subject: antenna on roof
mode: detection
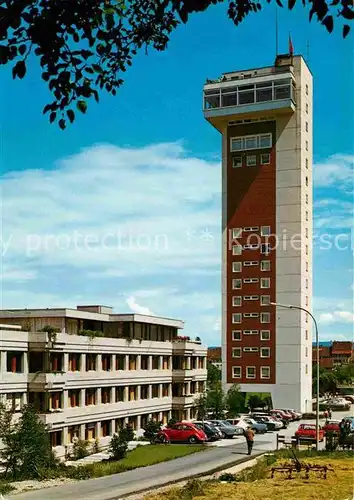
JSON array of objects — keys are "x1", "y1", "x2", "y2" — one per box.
[{"x1": 275, "y1": 6, "x2": 279, "y2": 56}]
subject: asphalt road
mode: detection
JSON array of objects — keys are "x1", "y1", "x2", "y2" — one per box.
[{"x1": 11, "y1": 440, "x2": 269, "y2": 500}]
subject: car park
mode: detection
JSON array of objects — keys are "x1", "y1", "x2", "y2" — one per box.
[
  {"x1": 295, "y1": 423, "x2": 324, "y2": 442},
  {"x1": 272, "y1": 409, "x2": 293, "y2": 421},
  {"x1": 320, "y1": 398, "x2": 351, "y2": 411},
  {"x1": 251, "y1": 415, "x2": 276, "y2": 431},
  {"x1": 323, "y1": 419, "x2": 341, "y2": 434},
  {"x1": 239, "y1": 417, "x2": 267, "y2": 434},
  {"x1": 209, "y1": 419, "x2": 244, "y2": 438},
  {"x1": 192, "y1": 421, "x2": 222, "y2": 441},
  {"x1": 253, "y1": 414, "x2": 283, "y2": 430},
  {"x1": 159, "y1": 422, "x2": 207, "y2": 444},
  {"x1": 281, "y1": 408, "x2": 302, "y2": 420}
]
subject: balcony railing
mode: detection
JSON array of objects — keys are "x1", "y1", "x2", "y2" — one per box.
[{"x1": 203, "y1": 79, "x2": 296, "y2": 111}]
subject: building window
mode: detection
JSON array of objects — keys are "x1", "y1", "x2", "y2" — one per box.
[
  {"x1": 261, "y1": 366, "x2": 270, "y2": 379},
  {"x1": 305, "y1": 347, "x2": 308, "y2": 357},
  {"x1": 261, "y1": 295, "x2": 271, "y2": 306},
  {"x1": 232, "y1": 296, "x2": 242, "y2": 307},
  {"x1": 261, "y1": 312, "x2": 271, "y2": 323},
  {"x1": 232, "y1": 313, "x2": 242, "y2": 324},
  {"x1": 232, "y1": 279, "x2": 242, "y2": 289},
  {"x1": 244, "y1": 330, "x2": 259, "y2": 335},
  {"x1": 305, "y1": 364, "x2": 308, "y2": 374},
  {"x1": 305, "y1": 121, "x2": 308, "y2": 132},
  {"x1": 261, "y1": 260, "x2": 270, "y2": 271},
  {"x1": 305, "y1": 176, "x2": 308, "y2": 186},
  {"x1": 232, "y1": 348, "x2": 242, "y2": 358},
  {"x1": 305, "y1": 330, "x2": 308, "y2": 341},
  {"x1": 261, "y1": 225, "x2": 271, "y2": 236},
  {"x1": 306, "y1": 278, "x2": 308, "y2": 289},
  {"x1": 260, "y1": 347, "x2": 270, "y2": 358},
  {"x1": 306, "y1": 103, "x2": 308, "y2": 113},
  {"x1": 306, "y1": 261, "x2": 308, "y2": 272},
  {"x1": 260, "y1": 330, "x2": 270, "y2": 340},
  {"x1": 261, "y1": 278, "x2": 270, "y2": 288},
  {"x1": 244, "y1": 347, "x2": 259, "y2": 353},
  {"x1": 306, "y1": 193, "x2": 308, "y2": 204},
  {"x1": 245, "y1": 136, "x2": 257, "y2": 149},
  {"x1": 232, "y1": 261, "x2": 242, "y2": 272},
  {"x1": 244, "y1": 243, "x2": 259, "y2": 250},
  {"x1": 233, "y1": 156, "x2": 243, "y2": 168},
  {"x1": 306, "y1": 84, "x2": 309, "y2": 95},
  {"x1": 259, "y1": 134, "x2": 272, "y2": 148},
  {"x1": 260, "y1": 153, "x2": 270, "y2": 165},
  {"x1": 306, "y1": 140, "x2": 308, "y2": 151},
  {"x1": 306, "y1": 244, "x2": 308, "y2": 255},
  {"x1": 306, "y1": 211, "x2": 309, "y2": 221},
  {"x1": 244, "y1": 295, "x2": 259, "y2": 301},
  {"x1": 246, "y1": 366, "x2": 256, "y2": 379},
  {"x1": 261, "y1": 243, "x2": 270, "y2": 255},
  {"x1": 232, "y1": 330, "x2": 242, "y2": 341},
  {"x1": 305, "y1": 158, "x2": 308, "y2": 169},
  {"x1": 244, "y1": 312, "x2": 259, "y2": 318},
  {"x1": 232, "y1": 366, "x2": 242, "y2": 378},
  {"x1": 232, "y1": 228, "x2": 242, "y2": 239},
  {"x1": 244, "y1": 261, "x2": 258, "y2": 266},
  {"x1": 244, "y1": 278, "x2": 259, "y2": 284},
  {"x1": 305, "y1": 228, "x2": 308, "y2": 238},
  {"x1": 232, "y1": 244, "x2": 242, "y2": 255},
  {"x1": 247, "y1": 155, "x2": 257, "y2": 167},
  {"x1": 244, "y1": 226, "x2": 259, "y2": 232}
]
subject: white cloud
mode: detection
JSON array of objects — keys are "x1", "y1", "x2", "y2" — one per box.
[
  {"x1": 314, "y1": 154, "x2": 353, "y2": 188},
  {"x1": 318, "y1": 310, "x2": 354, "y2": 324},
  {"x1": 126, "y1": 296, "x2": 153, "y2": 316}
]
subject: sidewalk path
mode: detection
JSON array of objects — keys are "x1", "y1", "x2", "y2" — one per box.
[{"x1": 12, "y1": 440, "x2": 270, "y2": 500}]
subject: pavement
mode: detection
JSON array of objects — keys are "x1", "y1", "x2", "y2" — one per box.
[{"x1": 10, "y1": 407, "x2": 354, "y2": 500}]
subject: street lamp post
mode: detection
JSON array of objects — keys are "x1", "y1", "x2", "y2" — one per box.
[{"x1": 271, "y1": 301, "x2": 320, "y2": 451}]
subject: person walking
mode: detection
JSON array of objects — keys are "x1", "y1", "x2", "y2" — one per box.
[{"x1": 244, "y1": 426, "x2": 255, "y2": 455}]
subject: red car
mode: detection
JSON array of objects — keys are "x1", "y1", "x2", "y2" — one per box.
[
  {"x1": 159, "y1": 422, "x2": 207, "y2": 444},
  {"x1": 295, "y1": 424, "x2": 325, "y2": 442},
  {"x1": 323, "y1": 420, "x2": 341, "y2": 434},
  {"x1": 271, "y1": 410, "x2": 292, "y2": 421}
]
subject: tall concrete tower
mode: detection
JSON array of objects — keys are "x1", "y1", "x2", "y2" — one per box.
[{"x1": 203, "y1": 54, "x2": 313, "y2": 413}]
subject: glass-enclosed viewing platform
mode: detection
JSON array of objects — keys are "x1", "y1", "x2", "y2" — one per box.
[{"x1": 203, "y1": 56, "x2": 297, "y2": 130}]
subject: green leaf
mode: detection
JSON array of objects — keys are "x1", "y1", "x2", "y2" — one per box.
[
  {"x1": 77, "y1": 100, "x2": 87, "y2": 114},
  {"x1": 49, "y1": 111, "x2": 56, "y2": 123},
  {"x1": 59, "y1": 118, "x2": 66, "y2": 130},
  {"x1": 67, "y1": 109, "x2": 75, "y2": 123}
]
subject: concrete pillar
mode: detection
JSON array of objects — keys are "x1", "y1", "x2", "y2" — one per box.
[
  {"x1": 111, "y1": 387, "x2": 115, "y2": 403},
  {"x1": 125, "y1": 355, "x2": 129, "y2": 371},
  {"x1": 123, "y1": 386, "x2": 129, "y2": 402},
  {"x1": 147, "y1": 355, "x2": 152, "y2": 371},
  {"x1": 111, "y1": 419, "x2": 116, "y2": 435},
  {"x1": 148, "y1": 384, "x2": 152, "y2": 400},
  {"x1": 136, "y1": 415, "x2": 141, "y2": 431},
  {"x1": 136, "y1": 355, "x2": 141, "y2": 371},
  {"x1": 97, "y1": 388, "x2": 101, "y2": 404},
  {"x1": 186, "y1": 357, "x2": 191, "y2": 370},
  {"x1": 0, "y1": 351, "x2": 6, "y2": 372},
  {"x1": 63, "y1": 426, "x2": 68, "y2": 445},
  {"x1": 158, "y1": 384, "x2": 163, "y2": 399},
  {"x1": 159, "y1": 356, "x2": 163, "y2": 370},
  {"x1": 80, "y1": 424, "x2": 85, "y2": 440},
  {"x1": 22, "y1": 392, "x2": 28, "y2": 405},
  {"x1": 186, "y1": 408, "x2": 191, "y2": 420},
  {"x1": 22, "y1": 352, "x2": 28, "y2": 374},
  {"x1": 96, "y1": 422, "x2": 101, "y2": 439},
  {"x1": 136, "y1": 385, "x2": 141, "y2": 401},
  {"x1": 80, "y1": 389, "x2": 85, "y2": 407},
  {"x1": 112, "y1": 354, "x2": 116, "y2": 371},
  {"x1": 81, "y1": 354, "x2": 86, "y2": 372},
  {"x1": 63, "y1": 353, "x2": 69, "y2": 373},
  {"x1": 63, "y1": 390, "x2": 68, "y2": 410},
  {"x1": 97, "y1": 354, "x2": 102, "y2": 372}
]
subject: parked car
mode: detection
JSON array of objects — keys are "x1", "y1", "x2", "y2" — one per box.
[
  {"x1": 272, "y1": 409, "x2": 293, "y2": 421},
  {"x1": 228, "y1": 417, "x2": 267, "y2": 434},
  {"x1": 343, "y1": 395, "x2": 354, "y2": 404},
  {"x1": 280, "y1": 408, "x2": 302, "y2": 420},
  {"x1": 209, "y1": 420, "x2": 243, "y2": 438},
  {"x1": 253, "y1": 414, "x2": 283, "y2": 430},
  {"x1": 323, "y1": 419, "x2": 341, "y2": 434},
  {"x1": 251, "y1": 415, "x2": 276, "y2": 432},
  {"x1": 159, "y1": 422, "x2": 207, "y2": 444},
  {"x1": 192, "y1": 421, "x2": 222, "y2": 441},
  {"x1": 320, "y1": 398, "x2": 351, "y2": 411},
  {"x1": 295, "y1": 423, "x2": 324, "y2": 442},
  {"x1": 269, "y1": 411, "x2": 289, "y2": 428}
]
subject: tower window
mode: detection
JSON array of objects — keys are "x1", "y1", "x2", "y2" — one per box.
[
  {"x1": 232, "y1": 330, "x2": 242, "y2": 341},
  {"x1": 232, "y1": 245, "x2": 242, "y2": 255},
  {"x1": 232, "y1": 228, "x2": 242, "y2": 239},
  {"x1": 306, "y1": 84, "x2": 309, "y2": 95},
  {"x1": 232, "y1": 262, "x2": 242, "y2": 273},
  {"x1": 232, "y1": 313, "x2": 242, "y2": 324},
  {"x1": 305, "y1": 158, "x2": 309, "y2": 169},
  {"x1": 233, "y1": 156, "x2": 242, "y2": 168},
  {"x1": 261, "y1": 278, "x2": 270, "y2": 289},
  {"x1": 261, "y1": 295, "x2": 271, "y2": 306},
  {"x1": 260, "y1": 312, "x2": 271, "y2": 323},
  {"x1": 306, "y1": 103, "x2": 309, "y2": 113},
  {"x1": 246, "y1": 155, "x2": 257, "y2": 166},
  {"x1": 306, "y1": 140, "x2": 308, "y2": 151},
  {"x1": 232, "y1": 296, "x2": 242, "y2": 307},
  {"x1": 260, "y1": 347, "x2": 270, "y2": 358},
  {"x1": 261, "y1": 366, "x2": 270, "y2": 379},
  {"x1": 232, "y1": 279, "x2": 242, "y2": 289},
  {"x1": 232, "y1": 348, "x2": 242, "y2": 358},
  {"x1": 305, "y1": 121, "x2": 308, "y2": 132},
  {"x1": 261, "y1": 260, "x2": 271, "y2": 271},
  {"x1": 261, "y1": 225, "x2": 271, "y2": 236},
  {"x1": 246, "y1": 366, "x2": 256, "y2": 379},
  {"x1": 260, "y1": 153, "x2": 270, "y2": 165},
  {"x1": 232, "y1": 366, "x2": 241, "y2": 378},
  {"x1": 260, "y1": 330, "x2": 270, "y2": 340},
  {"x1": 305, "y1": 176, "x2": 308, "y2": 186}
]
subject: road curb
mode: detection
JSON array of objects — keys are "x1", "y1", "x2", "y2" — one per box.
[{"x1": 115, "y1": 452, "x2": 265, "y2": 500}]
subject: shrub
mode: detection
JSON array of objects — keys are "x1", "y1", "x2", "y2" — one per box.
[
  {"x1": 108, "y1": 433, "x2": 128, "y2": 461},
  {"x1": 180, "y1": 479, "x2": 206, "y2": 500},
  {"x1": 167, "y1": 418, "x2": 177, "y2": 428},
  {"x1": 219, "y1": 472, "x2": 237, "y2": 482},
  {"x1": 0, "y1": 483, "x2": 15, "y2": 495},
  {"x1": 120, "y1": 425, "x2": 135, "y2": 443},
  {"x1": 72, "y1": 439, "x2": 89, "y2": 460},
  {"x1": 78, "y1": 329, "x2": 104, "y2": 339},
  {"x1": 143, "y1": 419, "x2": 162, "y2": 441}
]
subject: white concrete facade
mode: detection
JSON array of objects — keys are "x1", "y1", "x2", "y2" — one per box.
[{"x1": 0, "y1": 307, "x2": 207, "y2": 457}]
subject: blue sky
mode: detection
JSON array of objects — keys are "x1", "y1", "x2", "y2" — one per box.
[{"x1": 1, "y1": 3, "x2": 353, "y2": 345}]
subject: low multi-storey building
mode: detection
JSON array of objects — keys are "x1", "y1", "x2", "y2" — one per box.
[
  {"x1": 0, "y1": 305, "x2": 207, "y2": 457},
  {"x1": 207, "y1": 347, "x2": 222, "y2": 371},
  {"x1": 313, "y1": 340, "x2": 353, "y2": 370}
]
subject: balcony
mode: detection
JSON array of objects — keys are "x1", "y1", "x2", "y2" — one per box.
[
  {"x1": 203, "y1": 76, "x2": 296, "y2": 131},
  {"x1": 38, "y1": 410, "x2": 66, "y2": 428},
  {"x1": 28, "y1": 371, "x2": 67, "y2": 390},
  {"x1": 65, "y1": 368, "x2": 172, "y2": 388},
  {"x1": 172, "y1": 395, "x2": 199, "y2": 408}
]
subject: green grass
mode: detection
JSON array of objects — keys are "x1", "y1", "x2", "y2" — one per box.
[
  {"x1": 87, "y1": 444, "x2": 207, "y2": 478},
  {"x1": 0, "y1": 482, "x2": 15, "y2": 495}
]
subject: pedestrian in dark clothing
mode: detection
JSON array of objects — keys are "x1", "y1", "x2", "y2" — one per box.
[
  {"x1": 244, "y1": 426, "x2": 255, "y2": 455},
  {"x1": 328, "y1": 408, "x2": 332, "y2": 419}
]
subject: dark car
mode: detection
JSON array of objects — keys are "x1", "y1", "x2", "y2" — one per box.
[
  {"x1": 251, "y1": 414, "x2": 276, "y2": 432},
  {"x1": 193, "y1": 421, "x2": 222, "y2": 441},
  {"x1": 208, "y1": 420, "x2": 243, "y2": 438}
]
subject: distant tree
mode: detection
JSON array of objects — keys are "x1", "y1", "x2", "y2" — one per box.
[
  {"x1": 195, "y1": 393, "x2": 208, "y2": 420},
  {"x1": 313, "y1": 367, "x2": 339, "y2": 395},
  {"x1": 108, "y1": 432, "x2": 128, "y2": 460},
  {"x1": 247, "y1": 395, "x2": 264, "y2": 411},
  {"x1": 207, "y1": 362, "x2": 221, "y2": 386},
  {"x1": 206, "y1": 381, "x2": 225, "y2": 418},
  {"x1": 1, "y1": 0, "x2": 351, "y2": 128},
  {"x1": 225, "y1": 384, "x2": 245, "y2": 417},
  {"x1": 143, "y1": 420, "x2": 163, "y2": 441}
]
